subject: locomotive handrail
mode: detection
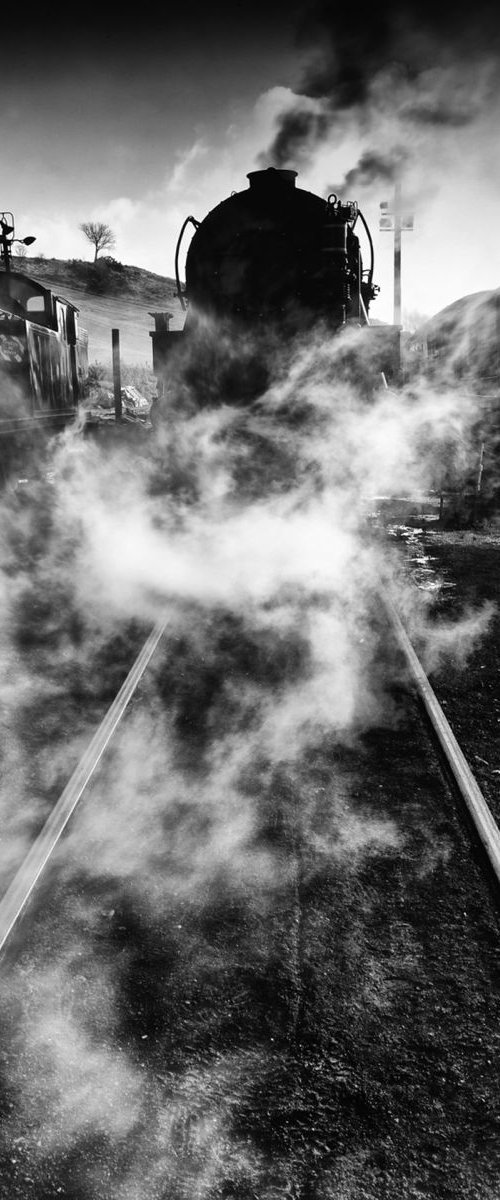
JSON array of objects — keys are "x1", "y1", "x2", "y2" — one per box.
[
  {"x1": 356, "y1": 208, "x2": 375, "y2": 293},
  {"x1": 175, "y1": 215, "x2": 200, "y2": 310}
]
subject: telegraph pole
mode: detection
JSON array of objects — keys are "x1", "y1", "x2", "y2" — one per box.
[
  {"x1": 379, "y1": 181, "x2": 413, "y2": 326},
  {"x1": 393, "y1": 179, "x2": 402, "y2": 325}
]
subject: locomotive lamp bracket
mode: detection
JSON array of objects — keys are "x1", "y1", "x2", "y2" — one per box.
[{"x1": 326, "y1": 195, "x2": 358, "y2": 225}]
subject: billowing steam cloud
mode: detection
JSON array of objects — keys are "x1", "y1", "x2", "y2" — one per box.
[
  {"x1": 340, "y1": 147, "x2": 409, "y2": 191},
  {"x1": 0, "y1": 323, "x2": 495, "y2": 1194},
  {"x1": 259, "y1": 0, "x2": 500, "y2": 193}
]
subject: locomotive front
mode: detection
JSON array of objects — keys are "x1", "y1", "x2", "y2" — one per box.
[
  {"x1": 150, "y1": 167, "x2": 395, "y2": 406},
  {"x1": 184, "y1": 167, "x2": 375, "y2": 331}
]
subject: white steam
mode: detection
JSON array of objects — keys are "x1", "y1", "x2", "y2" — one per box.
[{"x1": 0, "y1": 321, "x2": 494, "y2": 1193}]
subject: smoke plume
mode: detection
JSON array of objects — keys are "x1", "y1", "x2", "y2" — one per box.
[{"x1": 259, "y1": 0, "x2": 500, "y2": 196}]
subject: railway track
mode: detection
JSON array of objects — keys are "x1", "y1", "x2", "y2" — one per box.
[
  {"x1": 1, "y1": 589, "x2": 499, "y2": 957},
  {"x1": 0, "y1": 583, "x2": 499, "y2": 1198}
]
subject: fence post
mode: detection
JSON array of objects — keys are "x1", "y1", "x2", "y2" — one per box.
[{"x1": 112, "y1": 329, "x2": 122, "y2": 420}]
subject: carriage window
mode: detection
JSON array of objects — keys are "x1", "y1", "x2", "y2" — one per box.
[{"x1": 26, "y1": 295, "x2": 46, "y2": 315}]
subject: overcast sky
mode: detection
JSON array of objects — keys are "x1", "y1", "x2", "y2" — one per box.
[{"x1": 3, "y1": 0, "x2": 500, "y2": 325}]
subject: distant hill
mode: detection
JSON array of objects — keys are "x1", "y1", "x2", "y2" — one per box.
[{"x1": 8, "y1": 255, "x2": 186, "y2": 365}]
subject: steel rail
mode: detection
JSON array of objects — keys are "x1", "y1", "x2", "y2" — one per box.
[
  {"x1": 383, "y1": 591, "x2": 500, "y2": 885},
  {"x1": 0, "y1": 616, "x2": 167, "y2": 955}
]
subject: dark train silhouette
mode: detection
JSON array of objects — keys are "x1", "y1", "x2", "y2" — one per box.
[
  {"x1": 0, "y1": 225, "x2": 88, "y2": 480},
  {"x1": 0, "y1": 270, "x2": 88, "y2": 427},
  {"x1": 150, "y1": 167, "x2": 401, "y2": 404}
]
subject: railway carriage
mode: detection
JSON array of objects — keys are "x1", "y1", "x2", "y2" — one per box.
[{"x1": 0, "y1": 266, "x2": 88, "y2": 479}]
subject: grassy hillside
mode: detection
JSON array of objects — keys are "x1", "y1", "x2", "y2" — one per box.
[{"x1": 9, "y1": 255, "x2": 186, "y2": 366}]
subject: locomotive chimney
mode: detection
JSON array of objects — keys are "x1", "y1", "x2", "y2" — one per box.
[{"x1": 247, "y1": 168, "x2": 298, "y2": 190}]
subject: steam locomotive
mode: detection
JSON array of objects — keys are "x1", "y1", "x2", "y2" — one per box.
[
  {"x1": 0, "y1": 249, "x2": 88, "y2": 481},
  {"x1": 150, "y1": 167, "x2": 401, "y2": 403}
]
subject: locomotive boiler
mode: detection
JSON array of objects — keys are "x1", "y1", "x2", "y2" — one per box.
[{"x1": 151, "y1": 167, "x2": 401, "y2": 404}]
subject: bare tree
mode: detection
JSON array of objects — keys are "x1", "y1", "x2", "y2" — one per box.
[{"x1": 79, "y1": 221, "x2": 116, "y2": 262}]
